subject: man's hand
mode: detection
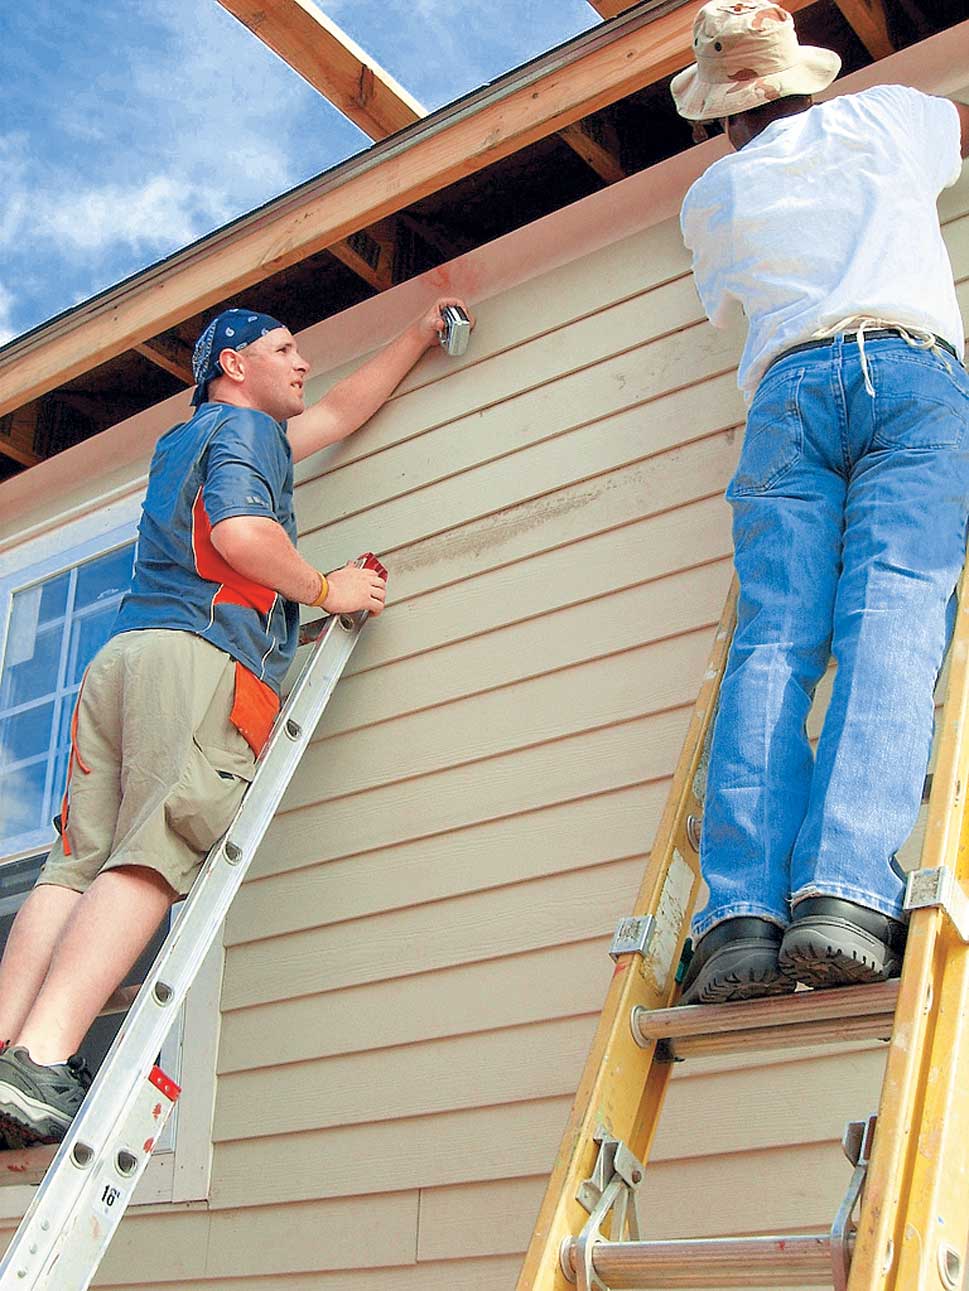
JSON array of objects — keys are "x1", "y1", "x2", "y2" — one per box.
[
  {"x1": 322, "y1": 561, "x2": 388, "y2": 617},
  {"x1": 412, "y1": 296, "x2": 477, "y2": 351}
]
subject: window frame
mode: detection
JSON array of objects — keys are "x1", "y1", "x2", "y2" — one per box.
[{"x1": 0, "y1": 494, "x2": 221, "y2": 1214}]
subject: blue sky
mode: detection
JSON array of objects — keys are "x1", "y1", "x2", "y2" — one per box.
[{"x1": 0, "y1": 0, "x2": 598, "y2": 348}]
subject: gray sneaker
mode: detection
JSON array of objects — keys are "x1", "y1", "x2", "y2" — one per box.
[{"x1": 0, "y1": 1047, "x2": 93, "y2": 1147}]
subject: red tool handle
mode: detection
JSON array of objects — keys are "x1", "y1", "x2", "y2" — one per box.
[{"x1": 358, "y1": 552, "x2": 388, "y2": 582}]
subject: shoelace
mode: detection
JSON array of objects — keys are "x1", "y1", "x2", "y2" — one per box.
[
  {"x1": 812, "y1": 314, "x2": 954, "y2": 397},
  {"x1": 66, "y1": 1054, "x2": 93, "y2": 1091}
]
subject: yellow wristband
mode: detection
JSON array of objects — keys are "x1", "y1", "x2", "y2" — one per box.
[{"x1": 310, "y1": 571, "x2": 329, "y2": 609}]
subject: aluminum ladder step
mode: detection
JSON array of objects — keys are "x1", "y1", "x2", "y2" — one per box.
[
  {"x1": 560, "y1": 1232, "x2": 853, "y2": 1288},
  {"x1": 633, "y1": 979, "x2": 900, "y2": 1060}
]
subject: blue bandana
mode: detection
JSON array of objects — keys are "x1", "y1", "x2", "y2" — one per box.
[{"x1": 191, "y1": 308, "x2": 285, "y2": 406}]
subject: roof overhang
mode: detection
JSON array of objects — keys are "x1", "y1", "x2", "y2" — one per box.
[{"x1": 0, "y1": 0, "x2": 812, "y2": 420}]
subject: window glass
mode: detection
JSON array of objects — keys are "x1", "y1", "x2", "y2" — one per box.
[
  {"x1": 0, "y1": 701, "x2": 55, "y2": 767},
  {"x1": 0, "y1": 543, "x2": 135, "y2": 859}
]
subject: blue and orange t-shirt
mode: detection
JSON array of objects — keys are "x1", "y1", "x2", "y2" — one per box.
[{"x1": 113, "y1": 402, "x2": 300, "y2": 708}]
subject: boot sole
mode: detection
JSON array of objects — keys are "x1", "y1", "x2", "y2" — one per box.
[
  {"x1": 680, "y1": 940, "x2": 795, "y2": 1006},
  {"x1": 0, "y1": 1084, "x2": 71, "y2": 1147},
  {"x1": 779, "y1": 918, "x2": 903, "y2": 991}
]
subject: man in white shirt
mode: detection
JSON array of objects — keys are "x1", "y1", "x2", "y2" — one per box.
[{"x1": 671, "y1": 0, "x2": 969, "y2": 1004}]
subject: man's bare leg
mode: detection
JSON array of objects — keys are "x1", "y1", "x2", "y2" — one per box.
[
  {"x1": 15, "y1": 866, "x2": 176, "y2": 1066},
  {"x1": 0, "y1": 885, "x2": 81, "y2": 1044}
]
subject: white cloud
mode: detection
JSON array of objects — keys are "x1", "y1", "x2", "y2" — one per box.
[
  {"x1": 40, "y1": 175, "x2": 228, "y2": 254},
  {"x1": 0, "y1": 284, "x2": 17, "y2": 345}
]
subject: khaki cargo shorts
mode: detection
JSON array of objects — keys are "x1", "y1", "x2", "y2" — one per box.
[{"x1": 38, "y1": 629, "x2": 256, "y2": 898}]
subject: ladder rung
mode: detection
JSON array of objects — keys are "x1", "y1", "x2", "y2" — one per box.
[
  {"x1": 99, "y1": 984, "x2": 140, "y2": 1017},
  {"x1": 563, "y1": 1232, "x2": 850, "y2": 1287},
  {"x1": 634, "y1": 980, "x2": 900, "y2": 1059}
]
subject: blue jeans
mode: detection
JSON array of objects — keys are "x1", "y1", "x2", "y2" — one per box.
[{"x1": 693, "y1": 336, "x2": 969, "y2": 939}]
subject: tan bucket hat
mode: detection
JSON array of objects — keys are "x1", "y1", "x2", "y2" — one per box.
[{"x1": 671, "y1": 0, "x2": 841, "y2": 121}]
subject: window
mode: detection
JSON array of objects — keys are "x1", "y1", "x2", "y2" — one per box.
[
  {"x1": 0, "y1": 543, "x2": 136, "y2": 859},
  {"x1": 0, "y1": 499, "x2": 221, "y2": 1214}
]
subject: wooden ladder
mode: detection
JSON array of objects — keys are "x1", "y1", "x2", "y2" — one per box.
[{"x1": 518, "y1": 566, "x2": 969, "y2": 1291}]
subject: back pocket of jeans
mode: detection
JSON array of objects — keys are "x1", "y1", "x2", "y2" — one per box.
[
  {"x1": 728, "y1": 370, "x2": 804, "y2": 498},
  {"x1": 872, "y1": 355, "x2": 969, "y2": 451}
]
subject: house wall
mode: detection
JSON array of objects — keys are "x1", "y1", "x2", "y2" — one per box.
[{"x1": 0, "y1": 30, "x2": 967, "y2": 1291}]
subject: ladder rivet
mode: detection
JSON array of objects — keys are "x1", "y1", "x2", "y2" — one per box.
[
  {"x1": 224, "y1": 841, "x2": 243, "y2": 863},
  {"x1": 631, "y1": 1169, "x2": 643, "y2": 1184},
  {"x1": 153, "y1": 982, "x2": 174, "y2": 1006},
  {"x1": 285, "y1": 719, "x2": 302, "y2": 740},
  {"x1": 40, "y1": 1221, "x2": 49, "y2": 1232},
  {"x1": 339, "y1": 615, "x2": 355, "y2": 631}
]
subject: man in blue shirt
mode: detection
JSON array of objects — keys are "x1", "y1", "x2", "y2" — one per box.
[{"x1": 0, "y1": 297, "x2": 473, "y2": 1146}]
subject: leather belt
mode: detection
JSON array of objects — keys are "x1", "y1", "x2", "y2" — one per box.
[{"x1": 765, "y1": 328, "x2": 959, "y2": 378}]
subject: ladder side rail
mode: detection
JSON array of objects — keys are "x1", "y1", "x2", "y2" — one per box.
[
  {"x1": 0, "y1": 607, "x2": 368, "y2": 1291},
  {"x1": 848, "y1": 555, "x2": 969, "y2": 1291},
  {"x1": 515, "y1": 581, "x2": 738, "y2": 1291},
  {"x1": 887, "y1": 588, "x2": 969, "y2": 1289}
]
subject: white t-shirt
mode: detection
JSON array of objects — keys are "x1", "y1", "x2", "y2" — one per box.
[{"x1": 680, "y1": 84, "x2": 964, "y2": 397}]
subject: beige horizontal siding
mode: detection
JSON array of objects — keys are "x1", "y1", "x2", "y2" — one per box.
[
  {"x1": 98, "y1": 1255, "x2": 523, "y2": 1291},
  {"x1": 193, "y1": 166, "x2": 969, "y2": 1288},
  {"x1": 0, "y1": 124, "x2": 959, "y2": 1290}
]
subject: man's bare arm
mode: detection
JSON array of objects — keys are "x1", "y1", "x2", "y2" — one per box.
[
  {"x1": 286, "y1": 296, "x2": 474, "y2": 464},
  {"x1": 210, "y1": 516, "x2": 386, "y2": 615},
  {"x1": 956, "y1": 101, "x2": 969, "y2": 159}
]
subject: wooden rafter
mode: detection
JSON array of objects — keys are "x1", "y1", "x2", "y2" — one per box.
[
  {"x1": 590, "y1": 0, "x2": 895, "y2": 59},
  {"x1": 586, "y1": 0, "x2": 638, "y2": 18},
  {"x1": 0, "y1": 406, "x2": 40, "y2": 467},
  {"x1": 832, "y1": 0, "x2": 895, "y2": 59},
  {"x1": 133, "y1": 335, "x2": 194, "y2": 384},
  {"x1": 328, "y1": 218, "x2": 397, "y2": 292},
  {"x1": 224, "y1": 0, "x2": 627, "y2": 201},
  {"x1": 0, "y1": 0, "x2": 820, "y2": 421},
  {"x1": 217, "y1": 0, "x2": 425, "y2": 138},
  {"x1": 559, "y1": 118, "x2": 627, "y2": 184}
]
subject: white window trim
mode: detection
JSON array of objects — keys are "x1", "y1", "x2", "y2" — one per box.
[{"x1": 0, "y1": 494, "x2": 222, "y2": 1214}]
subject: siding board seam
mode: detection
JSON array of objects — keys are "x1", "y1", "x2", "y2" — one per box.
[{"x1": 295, "y1": 354, "x2": 741, "y2": 533}]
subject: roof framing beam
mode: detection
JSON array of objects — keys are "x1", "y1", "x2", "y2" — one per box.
[
  {"x1": 592, "y1": 0, "x2": 896, "y2": 58},
  {"x1": 217, "y1": 0, "x2": 425, "y2": 138},
  {"x1": 133, "y1": 335, "x2": 194, "y2": 384},
  {"x1": 587, "y1": 0, "x2": 641, "y2": 16},
  {"x1": 832, "y1": 0, "x2": 895, "y2": 58},
  {"x1": 0, "y1": 0, "x2": 815, "y2": 421},
  {"x1": 0, "y1": 405, "x2": 40, "y2": 468},
  {"x1": 559, "y1": 118, "x2": 628, "y2": 184}
]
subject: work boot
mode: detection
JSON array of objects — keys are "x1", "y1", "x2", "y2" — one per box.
[
  {"x1": 779, "y1": 897, "x2": 907, "y2": 990},
  {"x1": 0, "y1": 1047, "x2": 93, "y2": 1147},
  {"x1": 678, "y1": 917, "x2": 795, "y2": 1005}
]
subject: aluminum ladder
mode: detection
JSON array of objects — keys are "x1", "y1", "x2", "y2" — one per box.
[
  {"x1": 0, "y1": 553, "x2": 387, "y2": 1291},
  {"x1": 518, "y1": 567, "x2": 969, "y2": 1291}
]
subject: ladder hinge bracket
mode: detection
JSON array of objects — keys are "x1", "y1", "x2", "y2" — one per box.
[
  {"x1": 831, "y1": 1114, "x2": 877, "y2": 1291},
  {"x1": 904, "y1": 867, "x2": 969, "y2": 943},
  {"x1": 609, "y1": 915, "x2": 655, "y2": 963},
  {"x1": 564, "y1": 1130, "x2": 645, "y2": 1290}
]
